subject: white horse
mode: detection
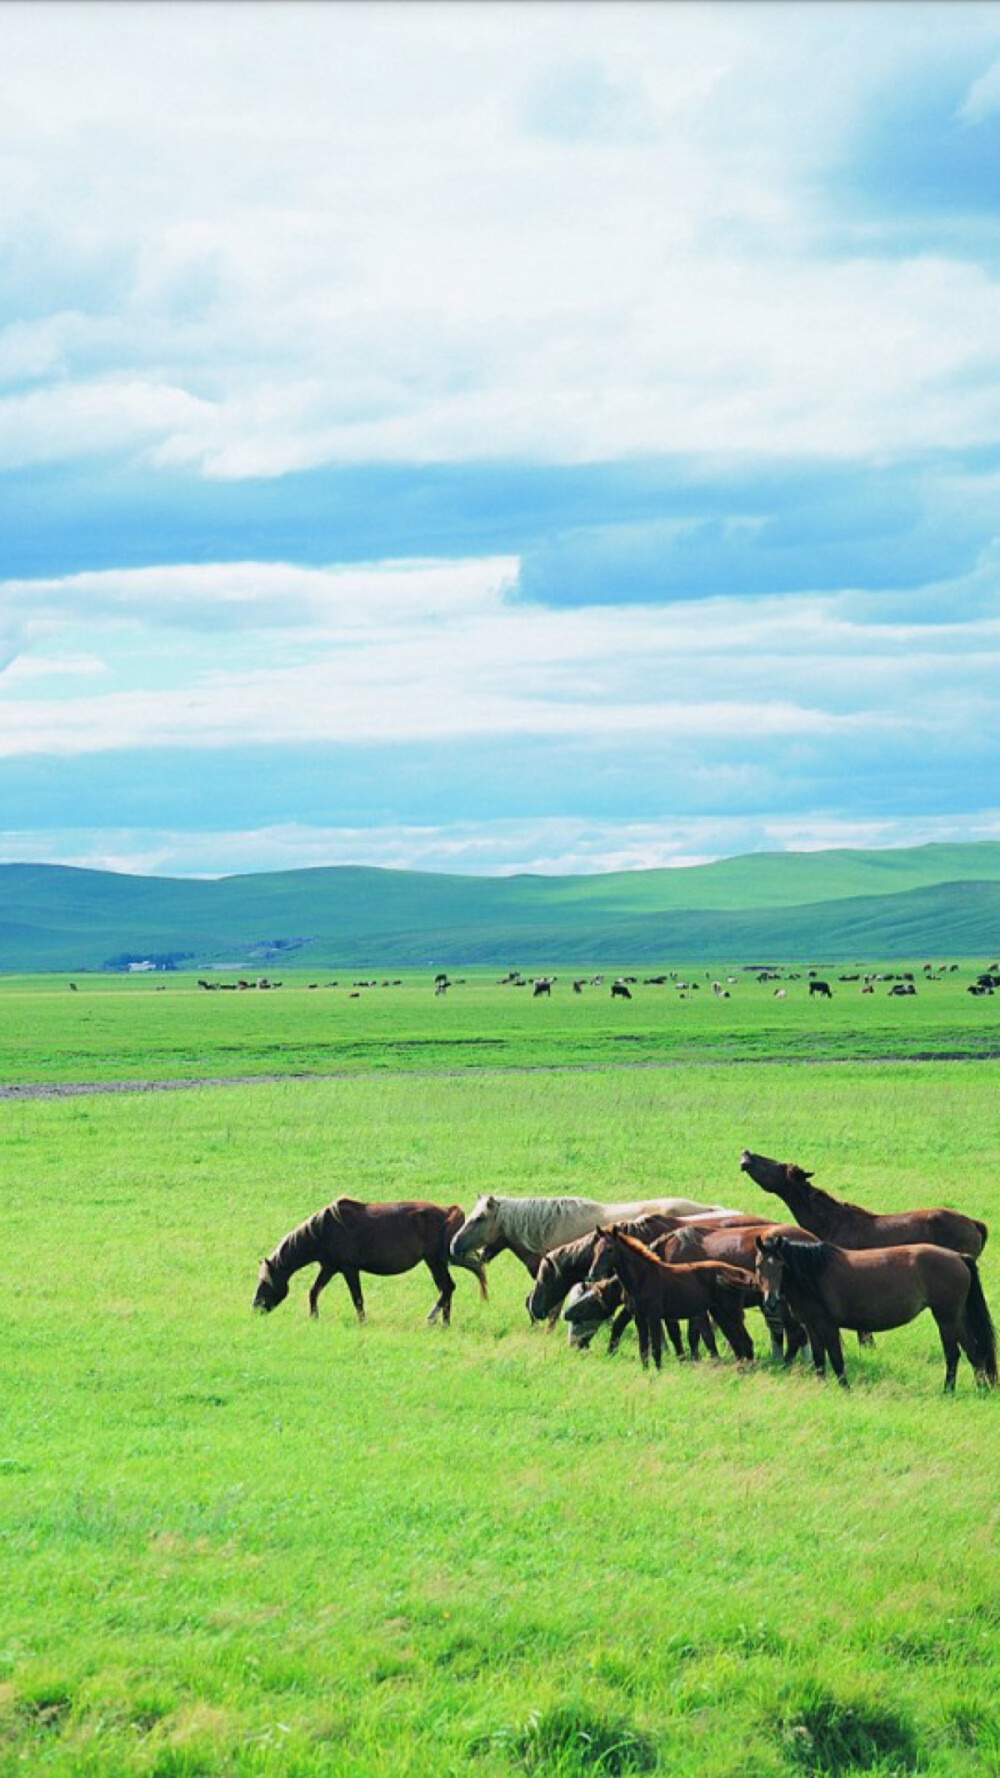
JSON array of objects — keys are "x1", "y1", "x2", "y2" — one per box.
[{"x1": 449, "y1": 1192, "x2": 737, "y2": 1275}]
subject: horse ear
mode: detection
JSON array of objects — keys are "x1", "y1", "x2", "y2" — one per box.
[
  {"x1": 803, "y1": 1171, "x2": 814, "y2": 1181},
  {"x1": 755, "y1": 1235, "x2": 764, "y2": 1251},
  {"x1": 485, "y1": 1193, "x2": 497, "y2": 1208}
]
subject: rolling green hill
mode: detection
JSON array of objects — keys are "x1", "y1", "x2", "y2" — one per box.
[{"x1": 2, "y1": 843, "x2": 1000, "y2": 970}]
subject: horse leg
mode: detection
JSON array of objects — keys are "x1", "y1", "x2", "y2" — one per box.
[
  {"x1": 342, "y1": 1267, "x2": 366, "y2": 1324},
  {"x1": 934, "y1": 1310, "x2": 962, "y2": 1392},
  {"x1": 636, "y1": 1311, "x2": 651, "y2": 1369},
  {"x1": 649, "y1": 1316, "x2": 664, "y2": 1372},
  {"x1": 782, "y1": 1314, "x2": 809, "y2": 1366},
  {"x1": 822, "y1": 1324, "x2": 849, "y2": 1389},
  {"x1": 308, "y1": 1263, "x2": 335, "y2": 1319},
  {"x1": 607, "y1": 1307, "x2": 633, "y2": 1356},
  {"x1": 713, "y1": 1302, "x2": 754, "y2": 1362},
  {"x1": 665, "y1": 1318, "x2": 685, "y2": 1359},
  {"x1": 426, "y1": 1256, "x2": 455, "y2": 1325},
  {"x1": 805, "y1": 1324, "x2": 827, "y2": 1378},
  {"x1": 687, "y1": 1314, "x2": 718, "y2": 1360},
  {"x1": 763, "y1": 1303, "x2": 785, "y2": 1360}
]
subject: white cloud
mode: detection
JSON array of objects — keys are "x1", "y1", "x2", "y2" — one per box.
[
  {"x1": 3, "y1": 4, "x2": 1000, "y2": 473},
  {"x1": 0, "y1": 553, "x2": 997, "y2": 759}
]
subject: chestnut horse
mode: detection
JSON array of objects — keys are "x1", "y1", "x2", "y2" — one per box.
[
  {"x1": 740, "y1": 1149, "x2": 988, "y2": 1255},
  {"x1": 667, "y1": 1220, "x2": 814, "y2": 1362},
  {"x1": 588, "y1": 1226, "x2": 758, "y2": 1369},
  {"x1": 253, "y1": 1199, "x2": 488, "y2": 1325},
  {"x1": 563, "y1": 1247, "x2": 722, "y2": 1361},
  {"x1": 754, "y1": 1232, "x2": 997, "y2": 1391}
]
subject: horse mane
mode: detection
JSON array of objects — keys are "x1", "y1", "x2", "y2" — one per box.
[
  {"x1": 777, "y1": 1237, "x2": 832, "y2": 1286},
  {"x1": 493, "y1": 1195, "x2": 607, "y2": 1249},
  {"x1": 609, "y1": 1226, "x2": 661, "y2": 1266},
  {"x1": 269, "y1": 1206, "x2": 331, "y2": 1272}
]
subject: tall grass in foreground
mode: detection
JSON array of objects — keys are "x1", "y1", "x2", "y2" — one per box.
[{"x1": 3, "y1": 1063, "x2": 1000, "y2": 1774}]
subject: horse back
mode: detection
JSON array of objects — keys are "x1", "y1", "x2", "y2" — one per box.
[
  {"x1": 832, "y1": 1208, "x2": 986, "y2": 1256},
  {"x1": 321, "y1": 1198, "x2": 452, "y2": 1272}
]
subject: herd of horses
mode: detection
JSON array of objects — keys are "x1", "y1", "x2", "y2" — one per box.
[{"x1": 252, "y1": 1152, "x2": 996, "y2": 1392}]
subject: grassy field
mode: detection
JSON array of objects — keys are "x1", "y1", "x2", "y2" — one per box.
[
  {"x1": 0, "y1": 963, "x2": 998, "y2": 1085},
  {"x1": 3, "y1": 978, "x2": 1000, "y2": 1774}
]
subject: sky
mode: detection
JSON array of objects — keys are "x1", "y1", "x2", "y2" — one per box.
[{"x1": 3, "y1": 0, "x2": 1000, "y2": 880}]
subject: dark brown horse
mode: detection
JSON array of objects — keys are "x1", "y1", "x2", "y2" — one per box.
[
  {"x1": 253, "y1": 1199, "x2": 488, "y2": 1325},
  {"x1": 589, "y1": 1226, "x2": 758, "y2": 1369},
  {"x1": 754, "y1": 1232, "x2": 997, "y2": 1391},
  {"x1": 740, "y1": 1149, "x2": 988, "y2": 1256}
]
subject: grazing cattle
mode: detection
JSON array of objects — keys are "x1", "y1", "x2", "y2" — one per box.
[
  {"x1": 889, "y1": 982, "x2": 916, "y2": 996},
  {"x1": 773, "y1": 988, "x2": 786, "y2": 999},
  {"x1": 587, "y1": 1226, "x2": 758, "y2": 1370},
  {"x1": 533, "y1": 977, "x2": 554, "y2": 998},
  {"x1": 808, "y1": 980, "x2": 833, "y2": 999},
  {"x1": 450, "y1": 1191, "x2": 737, "y2": 1276},
  {"x1": 253, "y1": 1199, "x2": 488, "y2": 1326},
  {"x1": 434, "y1": 977, "x2": 450, "y2": 996},
  {"x1": 611, "y1": 981, "x2": 632, "y2": 1000},
  {"x1": 755, "y1": 1233, "x2": 997, "y2": 1391},
  {"x1": 740, "y1": 1149, "x2": 988, "y2": 1256}
]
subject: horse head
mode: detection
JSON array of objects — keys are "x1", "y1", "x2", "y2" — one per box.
[
  {"x1": 740, "y1": 1150, "x2": 814, "y2": 1194},
  {"x1": 252, "y1": 1257, "x2": 289, "y2": 1313},
  {"x1": 526, "y1": 1252, "x2": 558, "y2": 1322},
  {"x1": 449, "y1": 1193, "x2": 500, "y2": 1260},
  {"x1": 754, "y1": 1233, "x2": 787, "y2": 1308},
  {"x1": 585, "y1": 1226, "x2": 617, "y2": 1285}
]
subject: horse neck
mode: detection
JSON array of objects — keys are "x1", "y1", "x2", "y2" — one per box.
[
  {"x1": 611, "y1": 1233, "x2": 656, "y2": 1294},
  {"x1": 269, "y1": 1212, "x2": 325, "y2": 1280},
  {"x1": 773, "y1": 1174, "x2": 844, "y2": 1239}
]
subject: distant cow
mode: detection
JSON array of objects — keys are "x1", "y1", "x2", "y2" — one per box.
[
  {"x1": 533, "y1": 978, "x2": 553, "y2": 998},
  {"x1": 611, "y1": 981, "x2": 632, "y2": 1000},
  {"x1": 889, "y1": 982, "x2": 917, "y2": 996},
  {"x1": 809, "y1": 980, "x2": 833, "y2": 1000}
]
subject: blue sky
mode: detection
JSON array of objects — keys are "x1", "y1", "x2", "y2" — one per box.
[{"x1": 3, "y1": 0, "x2": 1000, "y2": 878}]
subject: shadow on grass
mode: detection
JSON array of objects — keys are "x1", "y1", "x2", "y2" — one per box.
[
  {"x1": 775, "y1": 1684, "x2": 919, "y2": 1774},
  {"x1": 478, "y1": 1702, "x2": 657, "y2": 1775}
]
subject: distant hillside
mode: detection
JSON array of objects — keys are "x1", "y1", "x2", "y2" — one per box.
[{"x1": 1, "y1": 844, "x2": 1000, "y2": 971}]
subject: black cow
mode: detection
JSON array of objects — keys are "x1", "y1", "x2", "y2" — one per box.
[{"x1": 809, "y1": 980, "x2": 833, "y2": 999}]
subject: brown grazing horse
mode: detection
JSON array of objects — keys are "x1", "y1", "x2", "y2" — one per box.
[
  {"x1": 564, "y1": 1252, "x2": 722, "y2": 1361},
  {"x1": 754, "y1": 1232, "x2": 997, "y2": 1391},
  {"x1": 525, "y1": 1214, "x2": 715, "y2": 1324},
  {"x1": 667, "y1": 1221, "x2": 815, "y2": 1361},
  {"x1": 253, "y1": 1199, "x2": 488, "y2": 1325},
  {"x1": 589, "y1": 1226, "x2": 758, "y2": 1369},
  {"x1": 740, "y1": 1149, "x2": 988, "y2": 1256}
]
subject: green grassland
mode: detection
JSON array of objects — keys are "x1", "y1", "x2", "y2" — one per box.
[
  {"x1": 0, "y1": 962, "x2": 998, "y2": 1086},
  {"x1": 4, "y1": 979, "x2": 1000, "y2": 1774},
  {"x1": 6, "y1": 843, "x2": 1000, "y2": 969}
]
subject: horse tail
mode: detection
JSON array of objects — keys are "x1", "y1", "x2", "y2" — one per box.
[
  {"x1": 961, "y1": 1257, "x2": 998, "y2": 1386},
  {"x1": 442, "y1": 1206, "x2": 489, "y2": 1298}
]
